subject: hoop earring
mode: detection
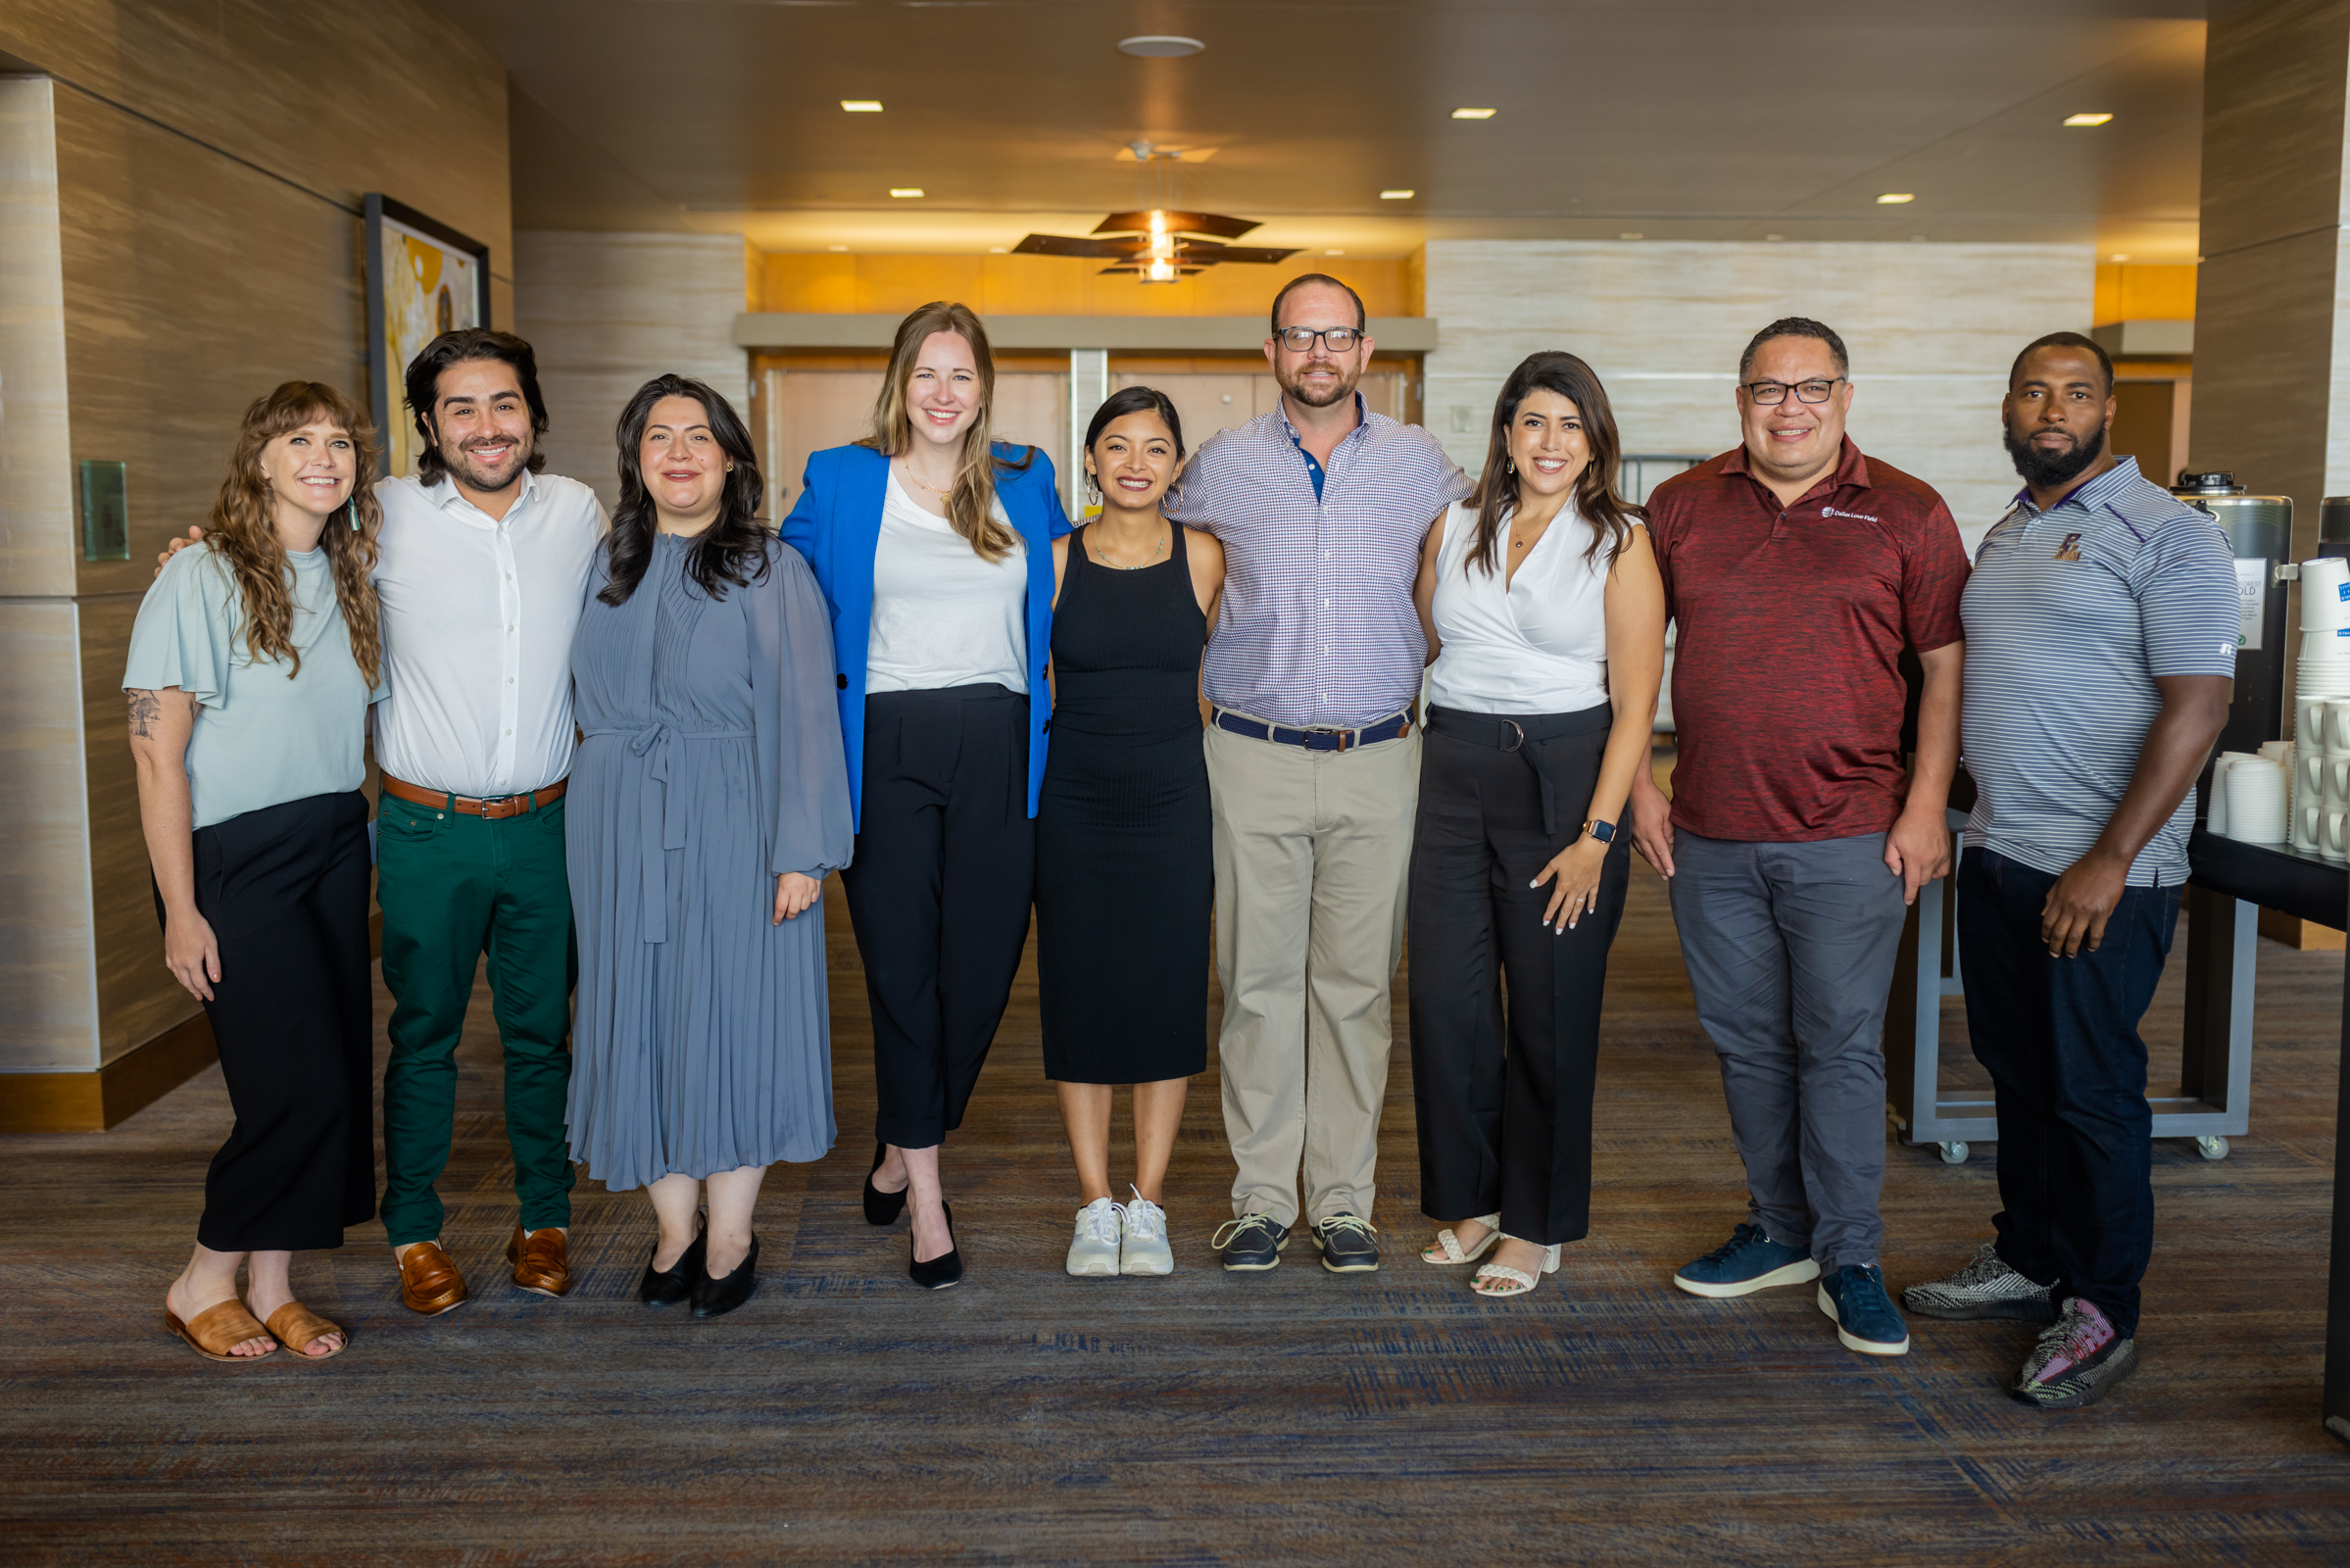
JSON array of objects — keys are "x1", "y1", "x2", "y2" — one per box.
[{"x1": 1084, "y1": 473, "x2": 1102, "y2": 506}]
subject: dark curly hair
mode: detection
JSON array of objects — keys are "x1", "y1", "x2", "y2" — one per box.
[
  {"x1": 402, "y1": 328, "x2": 551, "y2": 484},
  {"x1": 599, "y1": 373, "x2": 770, "y2": 606}
]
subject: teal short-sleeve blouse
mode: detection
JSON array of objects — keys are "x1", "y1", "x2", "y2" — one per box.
[{"x1": 123, "y1": 541, "x2": 385, "y2": 828}]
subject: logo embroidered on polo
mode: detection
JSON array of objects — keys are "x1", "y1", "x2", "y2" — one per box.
[
  {"x1": 2052, "y1": 532, "x2": 2083, "y2": 562},
  {"x1": 1819, "y1": 506, "x2": 1881, "y2": 521}
]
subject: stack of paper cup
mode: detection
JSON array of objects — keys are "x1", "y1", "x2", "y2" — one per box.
[
  {"x1": 2300, "y1": 558, "x2": 2350, "y2": 726},
  {"x1": 2226, "y1": 758, "x2": 2289, "y2": 844}
]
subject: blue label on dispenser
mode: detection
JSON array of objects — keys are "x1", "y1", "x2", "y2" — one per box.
[{"x1": 2338, "y1": 581, "x2": 2349, "y2": 602}]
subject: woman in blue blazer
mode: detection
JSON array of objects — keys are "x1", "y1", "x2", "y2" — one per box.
[{"x1": 781, "y1": 301, "x2": 1070, "y2": 1289}]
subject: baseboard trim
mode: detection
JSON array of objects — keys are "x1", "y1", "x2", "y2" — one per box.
[{"x1": 0, "y1": 1013, "x2": 218, "y2": 1134}]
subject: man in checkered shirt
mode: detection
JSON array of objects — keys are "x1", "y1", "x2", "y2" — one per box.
[{"x1": 1163, "y1": 274, "x2": 1472, "y2": 1276}]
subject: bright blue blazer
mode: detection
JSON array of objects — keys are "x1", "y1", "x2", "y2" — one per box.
[{"x1": 780, "y1": 441, "x2": 1071, "y2": 832}]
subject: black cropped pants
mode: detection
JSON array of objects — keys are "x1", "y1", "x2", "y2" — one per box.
[
  {"x1": 156, "y1": 790, "x2": 376, "y2": 1252},
  {"x1": 1407, "y1": 705, "x2": 1630, "y2": 1247},
  {"x1": 843, "y1": 685, "x2": 1036, "y2": 1149}
]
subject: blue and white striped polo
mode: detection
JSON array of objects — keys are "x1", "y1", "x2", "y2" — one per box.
[
  {"x1": 1164, "y1": 395, "x2": 1472, "y2": 730},
  {"x1": 1960, "y1": 456, "x2": 2238, "y2": 886}
]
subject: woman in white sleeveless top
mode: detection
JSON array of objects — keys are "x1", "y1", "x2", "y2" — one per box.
[{"x1": 1406, "y1": 351, "x2": 1666, "y2": 1298}]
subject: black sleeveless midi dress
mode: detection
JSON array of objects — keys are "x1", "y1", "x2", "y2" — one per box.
[{"x1": 1035, "y1": 522, "x2": 1211, "y2": 1083}]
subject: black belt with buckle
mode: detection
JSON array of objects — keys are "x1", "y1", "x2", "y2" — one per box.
[
  {"x1": 1212, "y1": 709, "x2": 1413, "y2": 752},
  {"x1": 1423, "y1": 705, "x2": 1612, "y2": 752}
]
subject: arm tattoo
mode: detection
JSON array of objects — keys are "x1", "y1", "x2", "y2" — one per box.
[{"x1": 126, "y1": 689, "x2": 161, "y2": 738}]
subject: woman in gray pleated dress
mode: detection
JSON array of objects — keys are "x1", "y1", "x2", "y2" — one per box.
[{"x1": 566, "y1": 373, "x2": 854, "y2": 1320}]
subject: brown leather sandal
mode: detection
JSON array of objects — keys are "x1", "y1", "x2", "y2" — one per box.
[
  {"x1": 264, "y1": 1301, "x2": 347, "y2": 1360},
  {"x1": 164, "y1": 1298, "x2": 277, "y2": 1362}
]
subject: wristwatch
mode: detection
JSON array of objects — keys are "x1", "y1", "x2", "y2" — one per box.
[{"x1": 1585, "y1": 818, "x2": 1616, "y2": 844}]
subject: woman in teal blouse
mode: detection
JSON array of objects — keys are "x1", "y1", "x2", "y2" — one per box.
[{"x1": 126, "y1": 381, "x2": 388, "y2": 1363}]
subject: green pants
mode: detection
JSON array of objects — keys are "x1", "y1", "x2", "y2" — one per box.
[{"x1": 377, "y1": 790, "x2": 576, "y2": 1246}]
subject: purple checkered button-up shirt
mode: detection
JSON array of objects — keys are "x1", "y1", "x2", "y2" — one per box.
[{"x1": 1164, "y1": 396, "x2": 1471, "y2": 730}]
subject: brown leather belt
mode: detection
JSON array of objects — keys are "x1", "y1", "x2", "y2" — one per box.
[{"x1": 379, "y1": 771, "x2": 567, "y2": 820}]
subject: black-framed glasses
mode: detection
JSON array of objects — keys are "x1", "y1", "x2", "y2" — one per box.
[
  {"x1": 1743, "y1": 376, "x2": 1844, "y2": 405},
  {"x1": 1275, "y1": 326, "x2": 1362, "y2": 354}
]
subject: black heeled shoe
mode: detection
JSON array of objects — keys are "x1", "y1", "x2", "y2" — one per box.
[
  {"x1": 908, "y1": 1201, "x2": 961, "y2": 1291},
  {"x1": 692, "y1": 1235, "x2": 760, "y2": 1319},
  {"x1": 863, "y1": 1140, "x2": 908, "y2": 1226},
  {"x1": 638, "y1": 1229, "x2": 707, "y2": 1306}
]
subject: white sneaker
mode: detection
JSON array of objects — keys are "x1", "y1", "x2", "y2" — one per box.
[
  {"x1": 1120, "y1": 1189, "x2": 1173, "y2": 1276},
  {"x1": 1065, "y1": 1197, "x2": 1123, "y2": 1277}
]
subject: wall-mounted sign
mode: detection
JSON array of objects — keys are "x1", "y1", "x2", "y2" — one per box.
[
  {"x1": 363, "y1": 193, "x2": 492, "y2": 480},
  {"x1": 79, "y1": 460, "x2": 127, "y2": 562}
]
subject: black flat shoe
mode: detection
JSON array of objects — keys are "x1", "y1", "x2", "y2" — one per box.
[
  {"x1": 908, "y1": 1201, "x2": 961, "y2": 1291},
  {"x1": 692, "y1": 1235, "x2": 759, "y2": 1319},
  {"x1": 863, "y1": 1141, "x2": 908, "y2": 1226},
  {"x1": 639, "y1": 1230, "x2": 707, "y2": 1306}
]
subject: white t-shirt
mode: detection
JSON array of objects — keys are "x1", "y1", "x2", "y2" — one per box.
[
  {"x1": 1427, "y1": 499, "x2": 1629, "y2": 714},
  {"x1": 371, "y1": 470, "x2": 608, "y2": 797},
  {"x1": 866, "y1": 468, "x2": 1028, "y2": 695}
]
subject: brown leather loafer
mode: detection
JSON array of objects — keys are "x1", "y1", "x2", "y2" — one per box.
[
  {"x1": 507, "y1": 1225, "x2": 573, "y2": 1298},
  {"x1": 396, "y1": 1240, "x2": 469, "y2": 1316}
]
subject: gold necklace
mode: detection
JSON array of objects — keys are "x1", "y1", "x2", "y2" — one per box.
[
  {"x1": 1089, "y1": 522, "x2": 1169, "y2": 570},
  {"x1": 899, "y1": 461, "x2": 955, "y2": 496}
]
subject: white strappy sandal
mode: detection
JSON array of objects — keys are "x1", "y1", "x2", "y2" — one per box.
[
  {"x1": 1472, "y1": 1240, "x2": 1562, "y2": 1298},
  {"x1": 1421, "y1": 1214, "x2": 1502, "y2": 1266}
]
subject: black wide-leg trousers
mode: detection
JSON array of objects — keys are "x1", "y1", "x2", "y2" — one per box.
[
  {"x1": 1407, "y1": 705, "x2": 1629, "y2": 1246},
  {"x1": 843, "y1": 684, "x2": 1036, "y2": 1150},
  {"x1": 156, "y1": 790, "x2": 376, "y2": 1253}
]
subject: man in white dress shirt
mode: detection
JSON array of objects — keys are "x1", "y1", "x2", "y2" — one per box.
[{"x1": 166, "y1": 329, "x2": 605, "y2": 1315}]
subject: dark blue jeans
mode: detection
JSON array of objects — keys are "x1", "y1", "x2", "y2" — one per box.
[{"x1": 1956, "y1": 847, "x2": 2180, "y2": 1338}]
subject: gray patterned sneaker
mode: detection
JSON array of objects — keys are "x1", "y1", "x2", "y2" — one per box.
[
  {"x1": 1903, "y1": 1241, "x2": 2058, "y2": 1324},
  {"x1": 2014, "y1": 1298, "x2": 2138, "y2": 1409},
  {"x1": 1065, "y1": 1198, "x2": 1123, "y2": 1278},
  {"x1": 1120, "y1": 1190, "x2": 1173, "y2": 1276}
]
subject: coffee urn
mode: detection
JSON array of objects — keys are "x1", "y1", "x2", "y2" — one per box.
[
  {"x1": 2172, "y1": 471, "x2": 2291, "y2": 755},
  {"x1": 2322, "y1": 496, "x2": 2350, "y2": 560}
]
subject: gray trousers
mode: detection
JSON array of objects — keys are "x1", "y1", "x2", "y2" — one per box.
[{"x1": 1667, "y1": 829, "x2": 1908, "y2": 1271}]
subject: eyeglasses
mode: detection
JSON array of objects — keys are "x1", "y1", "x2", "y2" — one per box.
[
  {"x1": 1742, "y1": 376, "x2": 1844, "y2": 405},
  {"x1": 1274, "y1": 326, "x2": 1363, "y2": 354}
]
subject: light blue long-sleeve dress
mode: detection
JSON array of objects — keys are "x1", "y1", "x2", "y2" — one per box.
[{"x1": 565, "y1": 534, "x2": 855, "y2": 1190}]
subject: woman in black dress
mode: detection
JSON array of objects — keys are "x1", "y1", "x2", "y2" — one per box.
[{"x1": 1037, "y1": 387, "x2": 1223, "y2": 1279}]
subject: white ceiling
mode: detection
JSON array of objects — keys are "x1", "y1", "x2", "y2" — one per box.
[{"x1": 470, "y1": 0, "x2": 2208, "y2": 262}]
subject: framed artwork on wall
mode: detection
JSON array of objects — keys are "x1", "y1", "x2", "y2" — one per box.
[{"x1": 364, "y1": 193, "x2": 492, "y2": 479}]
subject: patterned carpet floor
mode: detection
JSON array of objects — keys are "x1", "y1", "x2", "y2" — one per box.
[{"x1": 3, "y1": 862, "x2": 2347, "y2": 1564}]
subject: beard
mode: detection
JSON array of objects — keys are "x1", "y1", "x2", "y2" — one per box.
[
  {"x1": 2004, "y1": 420, "x2": 2105, "y2": 491},
  {"x1": 439, "y1": 432, "x2": 532, "y2": 493},
  {"x1": 1276, "y1": 358, "x2": 1361, "y2": 409}
]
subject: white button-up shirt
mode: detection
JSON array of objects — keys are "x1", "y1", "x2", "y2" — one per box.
[{"x1": 371, "y1": 470, "x2": 606, "y2": 798}]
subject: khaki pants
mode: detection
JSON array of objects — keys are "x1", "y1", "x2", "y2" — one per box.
[{"x1": 1205, "y1": 719, "x2": 1420, "y2": 1226}]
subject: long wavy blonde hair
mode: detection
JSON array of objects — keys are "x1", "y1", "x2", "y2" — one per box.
[
  {"x1": 206, "y1": 382, "x2": 384, "y2": 684},
  {"x1": 861, "y1": 301, "x2": 1034, "y2": 562}
]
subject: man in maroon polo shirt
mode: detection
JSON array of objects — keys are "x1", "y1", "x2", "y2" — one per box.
[{"x1": 1627, "y1": 317, "x2": 1968, "y2": 1358}]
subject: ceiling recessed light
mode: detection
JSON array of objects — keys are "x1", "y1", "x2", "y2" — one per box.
[
  {"x1": 1765, "y1": 233, "x2": 1785, "y2": 242},
  {"x1": 2065, "y1": 112, "x2": 2114, "y2": 126},
  {"x1": 841, "y1": 100, "x2": 883, "y2": 113},
  {"x1": 2111, "y1": 252, "x2": 2130, "y2": 262},
  {"x1": 1118, "y1": 35, "x2": 1204, "y2": 57},
  {"x1": 988, "y1": 246, "x2": 1007, "y2": 254},
  {"x1": 889, "y1": 187, "x2": 924, "y2": 198},
  {"x1": 1380, "y1": 188, "x2": 1415, "y2": 200},
  {"x1": 1450, "y1": 107, "x2": 1495, "y2": 120},
  {"x1": 1324, "y1": 248, "x2": 1346, "y2": 256},
  {"x1": 827, "y1": 245, "x2": 848, "y2": 252},
  {"x1": 1619, "y1": 232, "x2": 1643, "y2": 240},
  {"x1": 1877, "y1": 192, "x2": 1915, "y2": 205}
]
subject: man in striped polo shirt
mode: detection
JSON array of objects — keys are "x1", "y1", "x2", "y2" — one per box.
[
  {"x1": 1904, "y1": 332, "x2": 2234, "y2": 1409},
  {"x1": 1163, "y1": 274, "x2": 1472, "y2": 1274}
]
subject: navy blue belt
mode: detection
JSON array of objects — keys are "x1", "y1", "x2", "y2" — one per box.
[{"x1": 1212, "y1": 708, "x2": 1413, "y2": 752}]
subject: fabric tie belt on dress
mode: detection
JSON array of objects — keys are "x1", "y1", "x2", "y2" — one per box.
[
  {"x1": 584, "y1": 722, "x2": 754, "y2": 944},
  {"x1": 1425, "y1": 703, "x2": 1614, "y2": 838}
]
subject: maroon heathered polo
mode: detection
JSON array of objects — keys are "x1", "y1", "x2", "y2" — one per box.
[{"x1": 1649, "y1": 436, "x2": 1969, "y2": 843}]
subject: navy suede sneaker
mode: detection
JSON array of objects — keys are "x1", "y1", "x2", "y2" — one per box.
[
  {"x1": 1818, "y1": 1264, "x2": 1911, "y2": 1355},
  {"x1": 1671, "y1": 1222, "x2": 1821, "y2": 1298}
]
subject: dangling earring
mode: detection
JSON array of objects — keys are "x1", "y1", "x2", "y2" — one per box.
[
  {"x1": 1084, "y1": 471, "x2": 1102, "y2": 507},
  {"x1": 346, "y1": 495, "x2": 361, "y2": 532},
  {"x1": 1504, "y1": 458, "x2": 1516, "y2": 475}
]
